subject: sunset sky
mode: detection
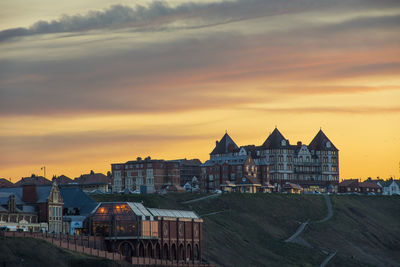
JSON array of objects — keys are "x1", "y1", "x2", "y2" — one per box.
[{"x1": 1, "y1": 0, "x2": 399, "y2": 182}]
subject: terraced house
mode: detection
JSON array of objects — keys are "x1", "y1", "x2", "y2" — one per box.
[{"x1": 201, "y1": 128, "x2": 339, "y2": 193}]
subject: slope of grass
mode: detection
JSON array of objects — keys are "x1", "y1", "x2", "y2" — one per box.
[
  {"x1": 91, "y1": 193, "x2": 400, "y2": 266},
  {"x1": 303, "y1": 195, "x2": 400, "y2": 267},
  {"x1": 94, "y1": 192, "x2": 328, "y2": 266},
  {"x1": 0, "y1": 236, "x2": 131, "y2": 267}
]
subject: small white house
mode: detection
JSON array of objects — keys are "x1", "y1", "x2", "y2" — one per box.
[{"x1": 379, "y1": 180, "x2": 400, "y2": 195}]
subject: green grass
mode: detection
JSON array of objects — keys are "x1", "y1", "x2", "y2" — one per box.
[
  {"x1": 10, "y1": 193, "x2": 398, "y2": 266},
  {"x1": 304, "y1": 195, "x2": 400, "y2": 267},
  {"x1": 95, "y1": 192, "x2": 328, "y2": 266},
  {"x1": 0, "y1": 236, "x2": 131, "y2": 267}
]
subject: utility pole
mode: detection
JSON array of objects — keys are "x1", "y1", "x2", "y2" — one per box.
[{"x1": 41, "y1": 166, "x2": 46, "y2": 178}]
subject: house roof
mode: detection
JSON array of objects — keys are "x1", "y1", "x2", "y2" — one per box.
[
  {"x1": 210, "y1": 133, "x2": 239, "y2": 155},
  {"x1": 201, "y1": 155, "x2": 249, "y2": 167},
  {"x1": 14, "y1": 176, "x2": 52, "y2": 186},
  {"x1": 360, "y1": 182, "x2": 381, "y2": 189},
  {"x1": 262, "y1": 128, "x2": 289, "y2": 149},
  {"x1": 308, "y1": 129, "x2": 338, "y2": 151},
  {"x1": 0, "y1": 178, "x2": 13, "y2": 188},
  {"x1": 339, "y1": 179, "x2": 359, "y2": 187},
  {"x1": 74, "y1": 172, "x2": 111, "y2": 185},
  {"x1": 0, "y1": 187, "x2": 23, "y2": 200},
  {"x1": 169, "y1": 159, "x2": 202, "y2": 166},
  {"x1": 0, "y1": 192, "x2": 24, "y2": 205},
  {"x1": 59, "y1": 187, "x2": 98, "y2": 216},
  {"x1": 52, "y1": 175, "x2": 74, "y2": 185},
  {"x1": 147, "y1": 208, "x2": 200, "y2": 219}
]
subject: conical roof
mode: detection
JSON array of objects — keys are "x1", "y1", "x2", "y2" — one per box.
[
  {"x1": 210, "y1": 133, "x2": 239, "y2": 155},
  {"x1": 262, "y1": 128, "x2": 289, "y2": 149},
  {"x1": 308, "y1": 129, "x2": 338, "y2": 151}
]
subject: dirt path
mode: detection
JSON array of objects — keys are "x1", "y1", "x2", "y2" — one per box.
[
  {"x1": 285, "y1": 194, "x2": 337, "y2": 266},
  {"x1": 285, "y1": 221, "x2": 309, "y2": 242},
  {"x1": 319, "y1": 252, "x2": 337, "y2": 267},
  {"x1": 317, "y1": 194, "x2": 333, "y2": 223},
  {"x1": 182, "y1": 193, "x2": 220, "y2": 204}
]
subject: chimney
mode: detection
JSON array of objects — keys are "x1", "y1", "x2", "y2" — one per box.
[
  {"x1": 137, "y1": 157, "x2": 142, "y2": 161},
  {"x1": 90, "y1": 170, "x2": 94, "y2": 175},
  {"x1": 22, "y1": 184, "x2": 38, "y2": 203},
  {"x1": 8, "y1": 195, "x2": 16, "y2": 213},
  {"x1": 216, "y1": 140, "x2": 219, "y2": 145},
  {"x1": 297, "y1": 141, "x2": 302, "y2": 146}
]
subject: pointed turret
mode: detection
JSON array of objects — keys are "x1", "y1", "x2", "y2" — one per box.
[
  {"x1": 309, "y1": 129, "x2": 338, "y2": 151},
  {"x1": 210, "y1": 133, "x2": 239, "y2": 155},
  {"x1": 262, "y1": 128, "x2": 289, "y2": 149}
]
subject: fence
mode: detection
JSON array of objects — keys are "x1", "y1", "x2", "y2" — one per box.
[
  {"x1": 0, "y1": 231, "x2": 122, "y2": 261},
  {"x1": 1, "y1": 231, "x2": 212, "y2": 267}
]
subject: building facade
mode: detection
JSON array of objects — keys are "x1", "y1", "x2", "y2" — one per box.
[
  {"x1": 112, "y1": 157, "x2": 180, "y2": 193},
  {"x1": 88, "y1": 202, "x2": 203, "y2": 263},
  {"x1": 201, "y1": 128, "x2": 339, "y2": 193}
]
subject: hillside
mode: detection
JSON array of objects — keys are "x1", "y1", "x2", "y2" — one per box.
[
  {"x1": 93, "y1": 193, "x2": 400, "y2": 267},
  {"x1": 0, "y1": 236, "x2": 130, "y2": 267}
]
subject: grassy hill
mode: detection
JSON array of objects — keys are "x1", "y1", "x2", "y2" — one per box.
[
  {"x1": 0, "y1": 235, "x2": 131, "y2": 267},
  {"x1": 93, "y1": 192, "x2": 400, "y2": 267},
  {"x1": 3, "y1": 193, "x2": 398, "y2": 266}
]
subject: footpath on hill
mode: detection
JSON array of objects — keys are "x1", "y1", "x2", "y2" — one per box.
[{"x1": 285, "y1": 194, "x2": 336, "y2": 267}]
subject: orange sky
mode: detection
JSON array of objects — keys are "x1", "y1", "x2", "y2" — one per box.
[{"x1": 0, "y1": 0, "x2": 399, "y2": 182}]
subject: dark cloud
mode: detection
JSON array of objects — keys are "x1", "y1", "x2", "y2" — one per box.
[
  {"x1": 1, "y1": 0, "x2": 399, "y2": 117},
  {"x1": 1, "y1": 0, "x2": 398, "y2": 43}
]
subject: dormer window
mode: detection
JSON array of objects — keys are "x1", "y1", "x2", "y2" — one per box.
[
  {"x1": 53, "y1": 192, "x2": 58, "y2": 203},
  {"x1": 326, "y1": 141, "x2": 331, "y2": 148},
  {"x1": 281, "y1": 140, "x2": 286, "y2": 146}
]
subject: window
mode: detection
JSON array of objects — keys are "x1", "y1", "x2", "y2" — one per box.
[{"x1": 146, "y1": 169, "x2": 153, "y2": 176}]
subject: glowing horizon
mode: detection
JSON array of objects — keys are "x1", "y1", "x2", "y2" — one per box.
[{"x1": 1, "y1": 0, "x2": 399, "y2": 182}]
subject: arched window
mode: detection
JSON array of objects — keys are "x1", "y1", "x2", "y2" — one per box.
[
  {"x1": 194, "y1": 244, "x2": 199, "y2": 260},
  {"x1": 163, "y1": 243, "x2": 169, "y2": 260},
  {"x1": 179, "y1": 243, "x2": 185, "y2": 260},
  {"x1": 138, "y1": 242, "x2": 145, "y2": 257},
  {"x1": 147, "y1": 243, "x2": 153, "y2": 258},
  {"x1": 171, "y1": 244, "x2": 177, "y2": 260},
  {"x1": 156, "y1": 243, "x2": 161, "y2": 259},
  {"x1": 187, "y1": 244, "x2": 192, "y2": 260}
]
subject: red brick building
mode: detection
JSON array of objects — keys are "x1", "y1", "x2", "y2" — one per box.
[
  {"x1": 339, "y1": 179, "x2": 382, "y2": 194},
  {"x1": 201, "y1": 133, "x2": 269, "y2": 192},
  {"x1": 88, "y1": 202, "x2": 203, "y2": 263},
  {"x1": 111, "y1": 157, "x2": 181, "y2": 193},
  {"x1": 201, "y1": 129, "x2": 339, "y2": 193}
]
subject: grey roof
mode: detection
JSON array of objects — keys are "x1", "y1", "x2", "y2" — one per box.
[
  {"x1": 308, "y1": 129, "x2": 338, "y2": 151},
  {"x1": 0, "y1": 191, "x2": 24, "y2": 205},
  {"x1": 202, "y1": 155, "x2": 248, "y2": 167},
  {"x1": 262, "y1": 128, "x2": 289, "y2": 149},
  {"x1": 147, "y1": 208, "x2": 200, "y2": 219},
  {"x1": 36, "y1": 186, "x2": 51, "y2": 203},
  {"x1": 127, "y1": 202, "x2": 153, "y2": 219},
  {"x1": 0, "y1": 206, "x2": 8, "y2": 212},
  {"x1": 0, "y1": 187, "x2": 23, "y2": 199},
  {"x1": 210, "y1": 133, "x2": 239, "y2": 155},
  {"x1": 254, "y1": 158, "x2": 268, "y2": 165},
  {"x1": 59, "y1": 187, "x2": 98, "y2": 216}
]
